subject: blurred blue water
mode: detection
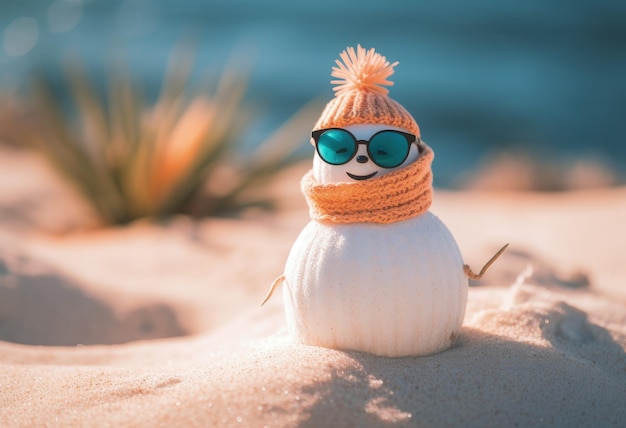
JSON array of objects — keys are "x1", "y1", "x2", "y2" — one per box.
[{"x1": 1, "y1": 0, "x2": 625, "y2": 187}]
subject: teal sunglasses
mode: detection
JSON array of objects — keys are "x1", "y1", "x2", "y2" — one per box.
[{"x1": 312, "y1": 128, "x2": 420, "y2": 169}]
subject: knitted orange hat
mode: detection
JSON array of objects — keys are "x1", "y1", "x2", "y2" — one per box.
[{"x1": 313, "y1": 45, "x2": 420, "y2": 137}]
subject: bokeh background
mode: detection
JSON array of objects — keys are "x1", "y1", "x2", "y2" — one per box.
[{"x1": 1, "y1": 0, "x2": 625, "y2": 188}]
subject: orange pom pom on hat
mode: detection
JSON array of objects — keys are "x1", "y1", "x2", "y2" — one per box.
[{"x1": 313, "y1": 45, "x2": 420, "y2": 137}]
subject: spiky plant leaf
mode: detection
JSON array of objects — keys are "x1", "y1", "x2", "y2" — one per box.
[{"x1": 211, "y1": 99, "x2": 324, "y2": 212}]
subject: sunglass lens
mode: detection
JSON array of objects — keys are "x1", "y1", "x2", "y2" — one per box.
[
  {"x1": 317, "y1": 129, "x2": 356, "y2": 165},
  {"x1": 368, "y1": 131, "x2": 410, "y2": 168}
]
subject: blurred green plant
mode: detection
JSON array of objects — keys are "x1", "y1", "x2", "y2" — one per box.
[
  {"x1": 25, "y1": 50, "x2": 316, "y2": 225},
  {"x1": 0, "y1": 90, "x2": 42, "y2": 149}
]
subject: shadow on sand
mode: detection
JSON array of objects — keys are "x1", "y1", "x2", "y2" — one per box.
[
  {"x1": 298, "y1": 319, "x2": 626, "y2": 427},
  {"x1": 0, "y1": 250, "x2": 188, "y2": 346}
]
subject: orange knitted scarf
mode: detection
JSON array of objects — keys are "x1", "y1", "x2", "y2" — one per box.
[{"x1": 302, "y1": 144, "x2": 434, "y2": 224}]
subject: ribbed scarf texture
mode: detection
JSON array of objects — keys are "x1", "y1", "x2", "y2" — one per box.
[{"x1": 302, "y1": 144, "x2": 434, "y2": 224}]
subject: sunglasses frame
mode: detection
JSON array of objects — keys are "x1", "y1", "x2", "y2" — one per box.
[{"x1": 311, "y1": 128, "x2": 422, "y2": 168}]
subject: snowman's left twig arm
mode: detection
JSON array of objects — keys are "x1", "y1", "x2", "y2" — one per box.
[
  {"x1": 261, "y1": 275, "x2": 286, "y2": 306},
  {"x1": 463, "y1": 243, "x2": 509, "y2": 280}
]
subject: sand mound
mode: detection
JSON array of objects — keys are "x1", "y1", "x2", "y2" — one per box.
[{"x1": 2, "y1": 276, "x2": 625, "y2": 427}]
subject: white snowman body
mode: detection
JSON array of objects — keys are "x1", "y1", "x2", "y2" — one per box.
[{"x1": 282, "y1": 124, "x2": 468, "y2": 357}]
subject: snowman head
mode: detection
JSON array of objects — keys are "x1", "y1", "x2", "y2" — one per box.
[
  {"x1": 311, "y1": 45, "x2": 422, "y2": 184},
  {"x1": 312, "y1": 123, "x2": 422, "y2": 184}
]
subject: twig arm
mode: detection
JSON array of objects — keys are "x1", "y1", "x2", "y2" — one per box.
[
  {"x1": 261, "y1": 275, "x2": 285, "y2": 306},
  {"x1": 464, "y1": 243, "x2": 509, "y2": 280}
]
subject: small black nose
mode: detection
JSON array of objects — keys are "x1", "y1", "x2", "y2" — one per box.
[{"x1": 356, "y1": 155, "x2": 368, "y2": 164}]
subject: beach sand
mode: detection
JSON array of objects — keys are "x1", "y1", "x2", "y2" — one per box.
[{"x1": 1, "y1": 146, "x2": 625, "y2": 427}]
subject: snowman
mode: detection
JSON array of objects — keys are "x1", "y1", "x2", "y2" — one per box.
[{"x1": 264, "y1": 45, "x2": 506, "y2": 357}]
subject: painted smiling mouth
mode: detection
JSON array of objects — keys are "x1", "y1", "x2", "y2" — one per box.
[{"x1": 346, "y1": 171, "x2": 378, "y2": 181}]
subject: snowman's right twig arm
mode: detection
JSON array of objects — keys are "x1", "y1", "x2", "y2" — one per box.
[
  {"x1": 261, "y1": 275, "x2": 286, "y2": 306},
  {"x1": 463, "y1": 243, "x2": 509, "y2": 280}
]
